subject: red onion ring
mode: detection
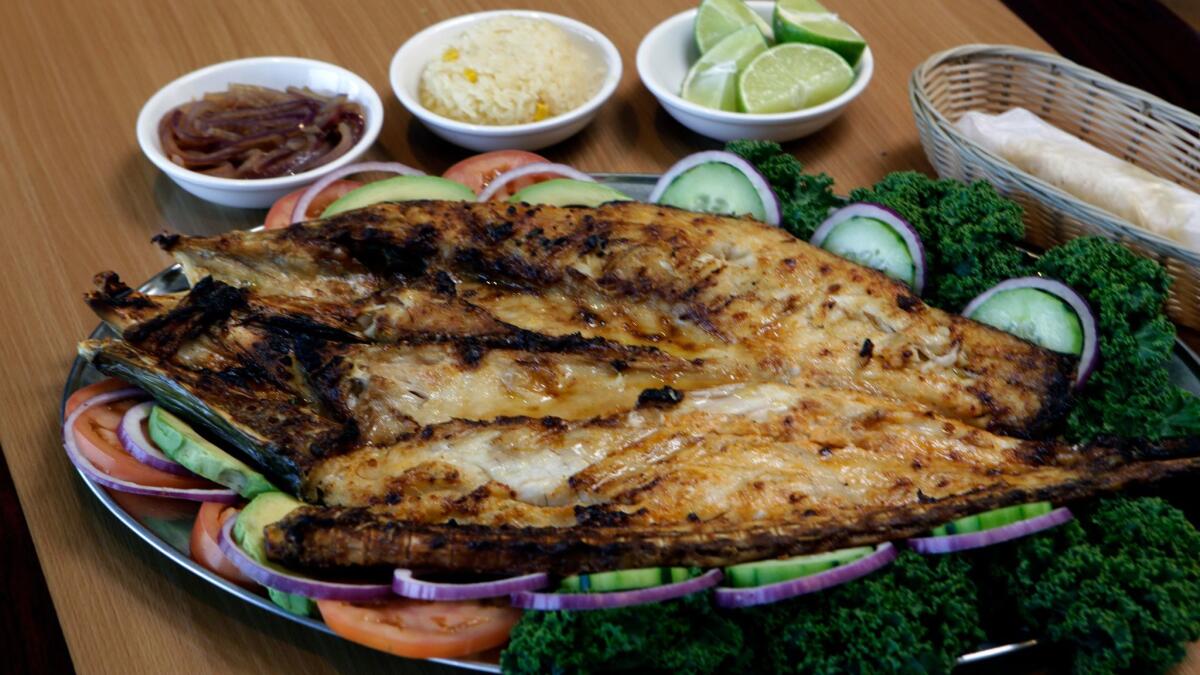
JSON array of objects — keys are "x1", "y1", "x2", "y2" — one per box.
[
  {"x1": 511, "y1": 569, "x2": 722, "y2": 611},
  {"x1": 290, "y1": 161, "x2": 424, "y2": 224},
  {"x1": 647, "y1": 151, "x2": 782, "y2": 226},
  {"x1": 810, "y1": 203, "x2": 927, "y2": 295},
  {"x1": 908, "y1": 507, "x2": 1074, "y2": 555},
  {"x1": 218, "y1": 517, "x2": 393, "y2": 601},
  {"x1": 962, "y1": 277, "x2": 1099, "y2": 388},
  {"x1": 393, "y1": 569, "x2": 550, "y2": 601},
  {"x1": 475, "y1": 163, "x2": 595, "y2": 202},
  {"x1": 117, "y1": 401, "x2": 193, "y2": 475},
  {"x1": 714, "y1": 543, "x2": 897, "y2": 609},
  {"x1": 63, "y1": 389, "x2": 238, "y2": 503}
]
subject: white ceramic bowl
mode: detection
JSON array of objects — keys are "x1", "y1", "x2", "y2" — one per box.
[
  {"x1": 136, "y1": 56, "x2": 384, "y2": 208},
  {"x1": 390, "y1": 10, "x2": 622, "y2": 152},
  {"x1": 637, "y1": 1, "x2": 872, "y2": 142}
]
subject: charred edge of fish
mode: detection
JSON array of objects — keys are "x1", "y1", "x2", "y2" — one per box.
[
  {"x1": 152, "y1": 232, "x2": 182, "y2": 251},
  {"x1": 989, "y1": 352, "x2": 1076, "y2": 440},
  {"x1": 637, "y1": 386, "x2": 684, "y2": 409},
  {"x1": 453, "y1": 247, "x2": 560, "y2": 288},
  {"x1": 85, "y1": 345, "x2": 306, "y2": 494},
  {"x1": 122, "y1": 277, "x2": 247, "y2": 355},
  {"x1": 291, "y1": 334, "x2": 356, "y2": 423},
  {"x1": 264, "y1": 456, "x2": 1200, "y2": 574},
  {"x1": 86, "y1": 272, "x2": 155, "y2": 309}
]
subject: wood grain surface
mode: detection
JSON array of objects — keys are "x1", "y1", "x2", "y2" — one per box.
[{"x1": 0, "y1": 1, "x2": 1187, "y2": 673}]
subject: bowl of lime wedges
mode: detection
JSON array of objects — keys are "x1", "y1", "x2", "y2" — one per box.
[{"x1": 637, "y1": 0, "x2": 872, "y2": 141}]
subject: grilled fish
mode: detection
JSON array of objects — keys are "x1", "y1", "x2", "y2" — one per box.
[
  {"x1": 79, "y1": 254, "x2": 1199, "y2": 575},
  {"x1": 156, "y1": 201, "x2": 1074, "y2": 436},
  {"x1": 265, "y1": 381, "x2": 1200, "y2": 573}
]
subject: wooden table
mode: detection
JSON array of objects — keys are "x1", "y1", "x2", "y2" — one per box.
[{"x1": 0, "y1": 1, "x2": 1190, "y2": 673}]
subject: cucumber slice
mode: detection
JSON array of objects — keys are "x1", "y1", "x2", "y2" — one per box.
[
  {"x1": 1021, "y1": 502, "x2": 1053, "y2": 518},
  {"x1": 560, "y1": 567, "x2": 691, "y2": 593},
  {"x1": 509, "y1": 179, "x2": 632, "y2": 207},
  {"x1": 725, "y1": 546, "x2": 874, "y2": 588},
  {"x1": 978, "y1": 504, "x2": 1027, "y2": 531},
  {"x1": 657, "y1": 162, "x2": 767, "y2": 220},
  {"x1": 930, "y1": 501, "x2": 1053, "y2": 536},
  {"x1": 321, "y1": 176, "x2": 475, "y2": 217},
  {"x1": 965, "y1": 287, "x2": 1084, "y2": 355},
  {"x1": 818, "y1": 216, "x2": 916, "y2": 286}
]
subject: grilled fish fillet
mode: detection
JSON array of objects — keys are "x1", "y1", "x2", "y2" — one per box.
[
  {"x1": 155, "y1": 201, "x2": 1073, "y2": 436},
  {"x1": 80, "y1": 262, "x2": 1198, "y2": 575}
]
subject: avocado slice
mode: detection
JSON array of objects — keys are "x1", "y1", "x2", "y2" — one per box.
[
  {"x1": 148, "y1": 406, "x2": 276, "y2": 498},
  {"x1": 232, "y1": 492, "x2": 314, "y2": 616},
  {"x1": 978, "y1": 504, "x2": 1030, "y2": 531},
  {"x1": 321, "y1": 175, "x2": 476, "y2": 217},
  {"x1": 509, "y1": 179, "x2": 632, "y2": 207},
  {"x1": 725, "y1": 546, "x2": 874, "y2": 588}
]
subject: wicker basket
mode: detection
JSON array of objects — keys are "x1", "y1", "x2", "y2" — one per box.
[{"x1": 909, "y1": 44, "x2": 1200, "y2": 329}]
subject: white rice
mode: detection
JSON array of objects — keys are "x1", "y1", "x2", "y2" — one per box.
[{"x1": 419, "y1": 17, "x2": 604, "y2": 126}]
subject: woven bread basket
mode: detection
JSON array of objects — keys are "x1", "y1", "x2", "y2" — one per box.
[{"x1": 909, "y1": 44, "x2": 1200, "y2": 330}]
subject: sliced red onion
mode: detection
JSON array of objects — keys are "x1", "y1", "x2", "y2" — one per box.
[
  {"x1": 908, "y1": 507, "x2": 1074, "y2": 555},
  {"x1": 962, "y1": 277, "x2": 1098, "y2": 388},
  {"x1": 714, "y1": 543, "x2": 897, "y2": 609},
  {"x1": 290, "y1": 161, "x2": 424, "y2": 224},
  {"x1": 117, "y1": 401, "x2": 192, "y2": 475},
  {"x1": 811, "y1": 203, "x2": 927, "y2": 295},
  {"x1": 476, "y1": 163, "x2": 595, "y2": 202},
  {"x1": 63, "y1": 389, "x2": 238, "y2": 503},
  {"x1": 648, "y1": 151, "x2": 782, "y2": 226},
  {"x1": 511, "y1": 569, "x2": 722, "y2": 611},
  {"x1": 393, "y1": 569, "x2": 549, "y2": 601},
  {"x1": 218, "y1": 517, "x2": 393, "y2": 601}
]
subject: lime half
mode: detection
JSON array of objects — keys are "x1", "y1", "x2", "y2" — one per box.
[
  {"x1": 681, "y1": 25, "x2": 768, "y2": 111},
  {"x1": 737, "y1": 43, "x2": 853, "y2": 113},
  {"x1": 774, "y1": 0, "x2": 867, "y2": 66},
  {"x1": 694, "y1": 0, "x2": 773, "y2": 54}
]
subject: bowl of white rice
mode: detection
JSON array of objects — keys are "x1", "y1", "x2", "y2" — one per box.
[{"x1": 390, "y1": 11, "x2": 621, "y2": 151}]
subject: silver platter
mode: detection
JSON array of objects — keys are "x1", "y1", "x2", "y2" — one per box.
[{"x1": 61, "y1": 174, "x2": 1200, "y2": 672}]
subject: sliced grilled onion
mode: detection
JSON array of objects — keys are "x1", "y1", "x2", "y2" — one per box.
[
  {"x1": 907, "y1": 507, "x2": 1074, "y2": 554},
  {"x1": 218, "y1": 517, "x2": 393, "y2": 601},
  {"x1": 511, "y1": 569, "x2": 723, "y2": 611},
  {"x1": 811, "y1": 203, "x2": 927, "y2": 295},
  {"x1": 648, "y1": 151, "x2": 782, "y2": 226},
  {"x1": 290, "y1": 161, "x2": 424, "y2": 224},
  {"x1": 714, "y1": 543, "x2": 897, "y2": 609},
  {"x1": 475, "y1": 163, "x2": 595, "y2": 202},
  {"x1": 393, "y1": 569, "x2": 550, "y2": 601},
  {"x1": 117, "y1": 401, "x2": 192, "y2": 475},
  {"x1": 63, "y1": 389, "x2": 238, "y2": 503},
  {"x1": 962, "y1": 277, "x2": 1099, "y2": 388}
]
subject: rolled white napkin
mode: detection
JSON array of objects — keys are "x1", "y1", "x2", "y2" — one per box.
[{"x1": 955, "y1": 108, "x2": 1200, "y2": 252}]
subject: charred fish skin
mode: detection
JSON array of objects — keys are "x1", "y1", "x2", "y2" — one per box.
[{"x1": 159, "y1": 201, "x2": 1074, "y2": 436}]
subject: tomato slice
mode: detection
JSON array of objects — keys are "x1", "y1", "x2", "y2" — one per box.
[
  {"x1": 443, "y1": 150, "x2": 552, "y2": 197},
  {"x1": 73, "y1": 397, "x2": 214, "y2": 489},
  {"x1": 66, "y1": 378, "x2": 132, "y2": 417},
  {"x1": 263, "y1": 179, "x2": 363, "y2": 229},
  {"x1": 191, "y1": 502, "x2": 255, "y2": 586},
  {"x1": 317, "y1": 598, "x2": 521, "y2": 659}
]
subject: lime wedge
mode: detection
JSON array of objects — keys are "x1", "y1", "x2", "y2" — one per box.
[
  {"x1": 774, "y1": 0, "x2": 867, "y2": 66},
  {"x1": 681, "y1": 25, "x2": 768, "y2": 111},
  {"x1": 737, "y1": 43, "x2": 854, "y2": 113},
  {"x1": 694, "y1": 0, "x2": 772, "y2": 54}
]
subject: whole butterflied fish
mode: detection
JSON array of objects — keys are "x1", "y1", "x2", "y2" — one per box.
[
  {"x1": 76, "y1": 201, "x2": 1197, "y2": 575},
  {"x1": 155, "y1": 200, "x2": 1074, "y2": 437}
]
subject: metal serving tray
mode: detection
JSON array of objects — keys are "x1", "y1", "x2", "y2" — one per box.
[{"x1": 60, "y1": 174, "x2": 1200, "y2": 672}]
